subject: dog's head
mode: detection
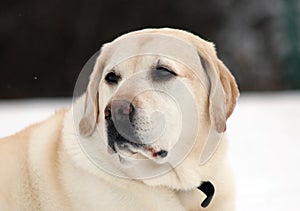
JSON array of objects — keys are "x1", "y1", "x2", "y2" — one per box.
[{"x1": 77, "y1": 28, "x2": 239, "y2": 188}]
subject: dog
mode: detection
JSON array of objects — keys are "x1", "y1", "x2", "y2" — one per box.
[{"x1": 0, "y1": 28, "x2": 239, "y2": 210}]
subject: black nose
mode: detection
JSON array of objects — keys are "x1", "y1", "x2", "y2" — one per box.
[
  {"x1": 105, "y1": 100, "x2": 135, "y2": 121},
  {"x1": 105, "y1": 100, "x2": 138, "y2": 143}
]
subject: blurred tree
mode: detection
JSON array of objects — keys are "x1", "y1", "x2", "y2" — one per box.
[{"x1": 282, "y1": 0, "x2": 300, "y2": 89}]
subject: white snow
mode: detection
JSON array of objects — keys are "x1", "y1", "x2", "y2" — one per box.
[
  {"x1": 0, "y1": 99, "x2": 70, "y2": 137},
  {"x1": 0, "y1": 92, "x2": 299, "y2": 210},
  {"x1": 227, "y1": 92, "x2": 300, "y2": 211}
]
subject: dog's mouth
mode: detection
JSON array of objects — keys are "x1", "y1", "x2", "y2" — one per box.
[{"x1": 105, "y1": 118, "x2": 168, "y2": 162}]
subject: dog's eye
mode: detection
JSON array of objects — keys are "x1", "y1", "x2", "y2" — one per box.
[
  {"x1": 105, "y1": 72, "x2": 119, "y2": 84},
  {"x1": 153, "y1": 66, "x2": 177, "y2": 81}
]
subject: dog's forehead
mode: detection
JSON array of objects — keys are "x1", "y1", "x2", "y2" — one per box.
[{"x1": 103, "y1": 33, "x2": 201, "y2": 72}]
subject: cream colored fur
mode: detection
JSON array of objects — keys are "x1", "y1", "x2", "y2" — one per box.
[{"x1": 0, "y1": 28, "x2": 238, "y2": 211}]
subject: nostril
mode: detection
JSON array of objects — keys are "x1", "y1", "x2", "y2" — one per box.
[
  {"x1": 104, "y1": 104, "x2": 111, "y2": 119},
  {"x1": 129, "y1": 103, "x2": 134, "y2": 115}
]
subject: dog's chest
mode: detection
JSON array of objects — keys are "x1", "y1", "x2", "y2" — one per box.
[{"x1": 64, "y1": 175, "x2": 185, "y2": 211}]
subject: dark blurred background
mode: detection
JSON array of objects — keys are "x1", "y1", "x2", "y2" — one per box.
[{"x1": 1, "y1": 0, "x2": 299, "y2": 98}]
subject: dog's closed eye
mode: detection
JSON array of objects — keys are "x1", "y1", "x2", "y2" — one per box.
[{"x1": 152, "y1": 66, "x2": 177, "y2": 81}]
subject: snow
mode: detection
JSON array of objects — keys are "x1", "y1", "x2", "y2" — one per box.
[
  {"x1": 0, "y1": 99, "x2": 70, "y2": 137},
  {"x1": 227, "y1": 92, "x2": 300, "y2": 211},
  {"x1": 0, "y1": 92, "x2": 300, "y2": 210}
]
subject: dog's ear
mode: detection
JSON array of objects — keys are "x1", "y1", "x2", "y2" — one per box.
[
  {"x1": 197, "y1": 42, "x2": 239, "y2": 133},
  {"x1": 79, "y1": 51, "x2": 105, "y2": 136}
]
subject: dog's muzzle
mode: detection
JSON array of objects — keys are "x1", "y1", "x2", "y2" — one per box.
[{"x1": 104, "y1": 100, "x2": 168, "y2": 159}]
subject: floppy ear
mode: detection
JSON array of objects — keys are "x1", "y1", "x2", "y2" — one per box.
[
  {"x1": 79, "y1": 52, "x2": 105, "y2": 136},
  {"x1": 199, "y1": 46, "x2": 239, "y2": 133}
]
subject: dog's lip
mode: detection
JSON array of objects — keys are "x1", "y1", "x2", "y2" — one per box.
[
  {"x1": 113, "y1": 141, "x2": 168, "y2": 162},
  {"x1": 106, "y1": 131, "x2": 144, "y2": 156},
  {"x1": 106, "y1": 118, "x2": 168, "y2": 160},
  {"x1": 108, "y1": 134, "x2": 145, "y2": 154},
  {"x1": 114, "y1": 143, "x2": 139, "y2": 157},
  {"x1": 108, "y1": 138, "x2": 167, "y2": 161}
]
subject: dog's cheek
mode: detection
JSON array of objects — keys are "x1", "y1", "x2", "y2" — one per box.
[{"x1": 155, "y1": 96, "x2": 180, "y2": 143}]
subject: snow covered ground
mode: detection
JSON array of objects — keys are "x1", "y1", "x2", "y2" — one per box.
[
  {"x1": 227, "y1": 92, "x2": 300, "y2": 211},
  {"x1": 0, "y1": 92, "x2": 299, "y2": 210}
]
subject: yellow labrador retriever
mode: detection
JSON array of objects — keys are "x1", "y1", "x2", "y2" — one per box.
[{"x1": 0, "y1": 28, "x2": 239, "y2": 211}]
